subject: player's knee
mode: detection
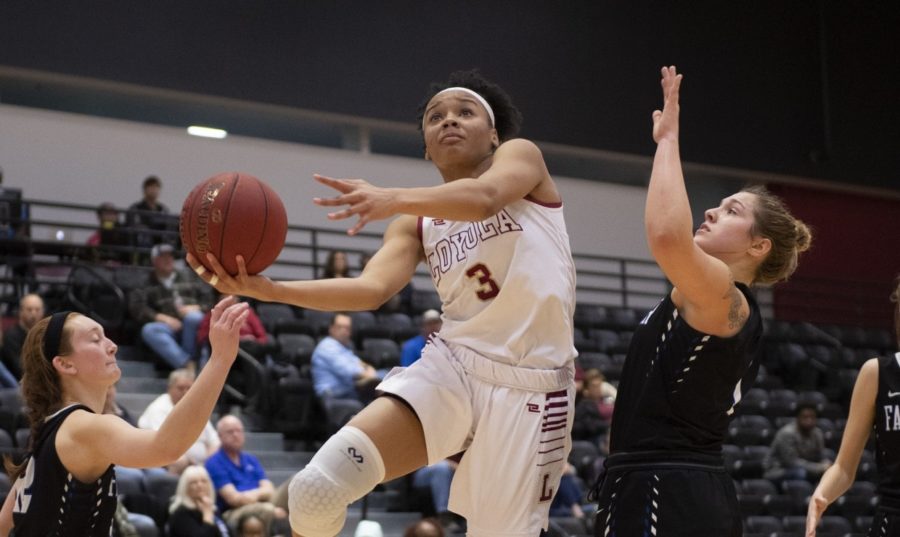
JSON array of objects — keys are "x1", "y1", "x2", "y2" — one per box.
[
  {"x1": 288, "y1": 465, "x2": 349, "y2": 537},
  {"x1": 288, "y1": 426, "x2": 386, "y2": 536}
]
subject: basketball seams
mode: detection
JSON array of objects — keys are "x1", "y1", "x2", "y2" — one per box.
[
  {"x1": 217, "y1": 173, "x2": 241, "y2": 274},
  {"x1": 180, "y1": 181, "x2": 201, "y2": 266},
  {"x1": 181, "y1": 172, "x2": 286, "y2": 276},
  {"x1": 243, "y1": 178, "x2": 269, "y2": 273}
]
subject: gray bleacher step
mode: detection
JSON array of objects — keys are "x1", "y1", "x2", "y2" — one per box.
[
  {"x1": 244, "y1": 432, "x2": 284, "y2": 451},
  {"x1": 115, "y1": 376, "x2": 168, "y2": 394},
  {"x1": 253, "y1": 450, "x2": 314, "y2": 470},
  {"x1": 116, "y1": 360, "x2": 157, "y2": 378},
  {"x1": 117, "y1": 393, "x2": 158, "y2": 418},
  {"x1": 339, "y1": 512, "x2": 423, "y2": 537}
]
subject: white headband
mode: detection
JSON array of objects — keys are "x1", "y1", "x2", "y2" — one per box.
[{"x1": 424, "y1": 86, "x2": 495, "y2": 129}]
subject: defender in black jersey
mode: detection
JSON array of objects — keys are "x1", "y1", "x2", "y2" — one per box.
[
  {"x1": 0, "y1": 297, "x2": 247, "y2": 536},
  {"x1": 593, "y1": 67, "x2": 812, "y2": 537},
  {"x1": 10, "y1": 405, "x2": 117, "y2": 536},
  {"x1": 808, "y1": 282, "x2": 900, "y2": 536}
]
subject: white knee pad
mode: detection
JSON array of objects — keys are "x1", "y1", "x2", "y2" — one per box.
[{"x1": 289, "y1": 426, "x2": 385, "y2": 537}]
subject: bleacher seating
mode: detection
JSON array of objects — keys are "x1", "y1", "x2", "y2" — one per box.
[{"x1": 1, "y1": 211, "x2": 895, "y2": 537}]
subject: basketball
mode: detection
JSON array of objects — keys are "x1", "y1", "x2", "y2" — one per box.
[{"x1": 180, "y1": 172, "x2": 288, "y2": 275}]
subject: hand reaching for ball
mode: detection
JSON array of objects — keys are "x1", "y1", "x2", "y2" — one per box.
[{"x1": 187, "y1": 252, "x2": 274, "y2": 302}]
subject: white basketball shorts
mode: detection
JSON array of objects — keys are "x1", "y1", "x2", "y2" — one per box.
[{"x1": 377, "y1": 337, "x2": 575, "y2": 537}]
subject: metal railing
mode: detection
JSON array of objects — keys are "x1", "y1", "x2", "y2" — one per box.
[{"x1": 1, "y1": 198, "x2": 892, "y2": 329}]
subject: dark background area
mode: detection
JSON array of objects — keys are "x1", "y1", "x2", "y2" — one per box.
[{"x1": 1, "y1": 1, "x2": 898, "y2": 192}]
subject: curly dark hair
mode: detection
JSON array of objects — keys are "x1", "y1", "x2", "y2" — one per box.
[{"x1": 416, "y1": 69, "x2": 523, "y2": 144}]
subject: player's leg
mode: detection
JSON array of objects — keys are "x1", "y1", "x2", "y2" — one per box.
[
  {"x1": 348, "y1": 395, "x2": 429, "y2": 479},
  {"x1": 289, "y1": 342, "x2": 471, "y2": 537},
  {"x1": 451, "y1": 384, "x2": 574, "y2": 537},
  {"x1": 288, "y1": 397, "x2": 426, "y2": 537}
]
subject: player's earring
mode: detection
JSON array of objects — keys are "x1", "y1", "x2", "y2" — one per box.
[{"x1": 424, "y1": 151, "x2": 431, "y2": 161}]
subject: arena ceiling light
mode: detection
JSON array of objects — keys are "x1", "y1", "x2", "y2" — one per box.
[{"x1": 187, "y1": 125, "x2": 228, "y2": 139}]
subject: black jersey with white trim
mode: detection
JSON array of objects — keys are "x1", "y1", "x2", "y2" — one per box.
[
  {"x1": 875, "y1": 353, "x2": 900, "y2": 503},
  {"x1": 11, "y1": 404, "x2": 117, "y2": 536},
  {"x1": 608, "y1": 283, "x2": 763, "y2": 455}
]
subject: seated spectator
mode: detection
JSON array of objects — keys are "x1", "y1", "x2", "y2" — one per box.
[
  {"x1": 128, "y1": 243, "x2": 213, "y2": 369},
  {"x1": 86, "y1": 201, "x2": 131, "y2": 264},
  {"x1": 197, "y1": 295, "x2": 270, "y2": 366},
  {"x1": 548, "y1": 463, "x2": 586, "y2": 520},
  {"x1": 0, "y1": 293, "x2": 44, "y2": 384},
  {"x1": 139, "y1": 369, "x2": 220, "y2": 474},
  {"x1": 764, "y1": 402, "x2": 832, "y2": 483},
  {"x1": 573, "y1": 365, "x2": 585, "y2": 399},
  {"x1": 321, "y1": 249, "x2": 350, "y2": 279},
  {"x1": 359, "y1": 251, "x2": 413, "y2": 313},
  {"x1": 104, "y1": 382, "x2": 136, "y2": 427},
  {"x1": 235, "y1": 512, "x2": 268, "y2": 537},
  {"x1": 401, "y1": 309, "x2": 442, "y2": 367},
  {"x1": 412, "y1": 460, "x2": 462, "y2": 532},
  {"x1": 127, "y1": 175, "x2": 173, "y2": 250},
  {"x1": 168, "y1": 465, "x2": 231, "y2": 537},
  {"x1": 572, "y1": 369, "x2": 616, "y2": 445},
  {"x1": 403, "y1": 518, "x2": 445, "y2": 537},
  {"x1": 311, "y1": 313, "x2": 382, "y2": 403},
  {"x1": 205, "y1": 415, "x2": 287, "y2": 528}
]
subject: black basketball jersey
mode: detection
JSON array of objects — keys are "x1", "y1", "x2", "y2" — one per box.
[
  {"x1": 12, "y1": 404, "x2": 117, "y2": 537},
  {"x1": 609, "y1": 283, "x2": 763, "y2": 455},
  {"x1": 875, "y1": 353, "x2": 900, "y2": 503}
]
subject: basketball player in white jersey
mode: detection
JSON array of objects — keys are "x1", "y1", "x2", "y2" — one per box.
[
  {"x1": 807, "y1": 280, "x2": 900, "y2": 536},
  {"x1": 189, "y1": 69, "x2": 578, "y2": 537}
]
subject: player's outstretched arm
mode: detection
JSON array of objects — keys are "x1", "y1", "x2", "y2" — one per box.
[
  {"x1": 58, "y1": 297, "x2": 247, "y2": 476},
  {"x1": 313, "y1": 138, "x2": 556, "y2": 235},
  {"x1": 644, "y1": 66, "x2": 744, "y2": 336},
  {"x1": 806, "y1": 358, "x2": 877, "y2": 536},
  {"x1": 189, "y1": 215, "x2": 423, "y2": 311}
]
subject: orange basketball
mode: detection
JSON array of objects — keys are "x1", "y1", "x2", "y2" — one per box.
[{"x1": 180, "y1": 172, "x2": 287, "y2": 275}]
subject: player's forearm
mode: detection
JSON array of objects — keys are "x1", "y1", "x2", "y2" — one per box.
[
  {"x1": 645, "y1": 139, "x2": 694, "y2": 250},
  {"x1": 392, "y1": 179, "x2": 501, "y2": 221},
  {"x1": 154, "y1": 358, "x2": 232, "y2": 461},
  {"x1": 813, "y1": 462, "x2": 855, "y2": 506},
  {"x1": 259, "y1": 276, "x2": 388, "y2": 311}
]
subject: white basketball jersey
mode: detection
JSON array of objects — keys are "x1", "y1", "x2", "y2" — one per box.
[{"x1": 420, "y1": 196, "x2": 577, "y2": 369}]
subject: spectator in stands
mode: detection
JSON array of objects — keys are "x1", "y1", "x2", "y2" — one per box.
[
  {"x1": 234, "y1": 512, "x2": 268, "y2": 537},
  {"x1": 764, "y1": 403, "x2": 831, "y2": 483},
  {"x1": 807, "y1": 278, "x2": 900, "y2": 536},
  {"x1": 127, "y1": 175, "x2": 173, "y2": 249},
  {"x1": 311, "y1": 313, "x2": 382, "y2": 402},
  {"x1": 139, "y1": 368, "x2": 220, "y2": 474},
  {"x1": 321, "y1": 250, "x2": 350, "y2": 279},
  {"x1": 401, "y1": 309, "x2": 442, "y2": 367},
  {"x1": 359, "y1": 251, "x2": 414, "y2": 314},
  {"x1": 129, "y1": 243, "x2": 213, "y2": 369},
  {"x1": 104, "y1": 382, "x2": 136, "y2": 427},
  {"x1": 0, "y1": 292, "x2": 44, "y2": 385},
  {"x1": 572, "y1": 369, "x2": 616, "y2": 445},
  {"x1": 573, "y1": 365, "x2": 585, "y2": 400},
  {"x1": 86, "y1": 201, "x2": 131, "y2": 264},
  {"x1": 168, "y1": 464, "x2": 231, "y2": 537},
  {"x1": 403, "y1": 518, "x2": 445, "y2": 537},
  {"x1": 549, "y1": 463, "x2": 586, "y2": 520},
  {"x1": 412, "y1": 459, "x2": 460, "y2": 531},
  {"x1": 197, "y1": 294, "x2": 270, "y2": 366},
  {"x1": 205, "y1": 414, "x2": 286, "y2": 528}
]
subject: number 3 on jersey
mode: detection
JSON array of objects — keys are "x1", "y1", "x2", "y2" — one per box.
[{"x1": 466, "y1": 263, "x2": 500, "y2": 300}]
